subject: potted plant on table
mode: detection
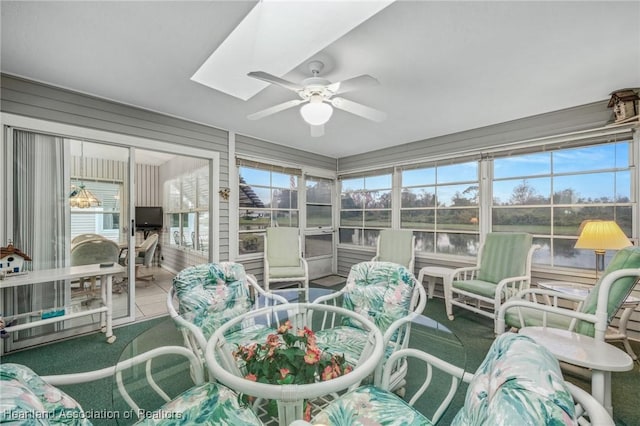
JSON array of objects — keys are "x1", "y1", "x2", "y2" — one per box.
[{"x1": 233, "y1": 320, "x2": 352, "y2": 421}]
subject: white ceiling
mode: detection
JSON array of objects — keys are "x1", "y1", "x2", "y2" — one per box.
[{"x1": 1, "y1": 1, "x2": 639, "y2": 159}]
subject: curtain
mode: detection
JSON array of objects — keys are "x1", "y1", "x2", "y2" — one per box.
[{"x1": 9, "y1": 129, "x2": 67, "y2": 340}]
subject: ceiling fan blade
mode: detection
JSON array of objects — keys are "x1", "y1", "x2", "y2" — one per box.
[
  {"x1": 310, "y1": 124, "x2": 324, "y2": 137},
  {"x1": 247, "y1": 99, "x2": 305, "y2": 120},
  {"x1": 328, "y1": 75, "x2": 379, "y2": 95},
  {"x1": 247, "y1": 71, "x2": 304, "y2": 92},
  {"x1": 331, "y1": 97, "x2": 387, "y2": 122}
]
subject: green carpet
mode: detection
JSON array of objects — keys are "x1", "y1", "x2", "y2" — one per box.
[{"x1": 2, "y1": 293, "x2": 639, "y2": 425}]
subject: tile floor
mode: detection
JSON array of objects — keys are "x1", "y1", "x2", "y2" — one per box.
[{"x1": 131, "y1": 266, "x2": 174, "y2": 320}]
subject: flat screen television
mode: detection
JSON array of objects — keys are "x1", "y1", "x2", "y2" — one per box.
[{"x1": 135, "y1": 206, "x2": 163, "y2": 229}]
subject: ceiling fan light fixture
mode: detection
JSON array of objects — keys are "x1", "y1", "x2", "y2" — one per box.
[{"x1": 300, "y1": 95, "x2": 333, "y2": 126}]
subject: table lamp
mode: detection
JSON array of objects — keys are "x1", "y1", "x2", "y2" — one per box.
[{"x1": 574, "y1": 220, "x2": 632, "y2": 279}]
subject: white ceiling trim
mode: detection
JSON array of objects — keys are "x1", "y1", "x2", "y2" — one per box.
[{"x1": 191, "y1": 0, "x2": 395, "y2": 100}]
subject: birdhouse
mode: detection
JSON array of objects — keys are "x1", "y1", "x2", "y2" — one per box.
[
  {"x1": 0, "y1": 242, "x2": 32, "y2": 275},
  {"x1": 607, "y1": 88, "x2": 639, "y2": 123}
]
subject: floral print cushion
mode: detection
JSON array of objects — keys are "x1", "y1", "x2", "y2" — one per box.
[
  {"x1": 312, "y1": 385, "x2": 432, "y2": 426},
  {"x1": 173, "y1": 263, "x2": 253, "y2": 339},
  {"x1": 133, "y1": 382, "x2": 263, "y2": 425},
  {"x1": 0, "y1": 363, "x2": 91, "y2": 425},
  {"x1": 451, "y1": 333, "x2": 576, "y2": 425},
  {"x1": 314, "y1": 326, "x2": 396, "y2": 367},
  {"x1": 341, "y1": 261, "x2": 415, "y2": 339}
]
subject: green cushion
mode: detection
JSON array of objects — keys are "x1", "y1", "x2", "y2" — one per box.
[
  {"x1": 266, "y1": 227, "x2": 300, "y2": 267},
  {"x1": 576, "y1": 246, "x2": 640, "y2": 336},
  {"x1": 452, "y1": 279, "x2": 504, "y2": 298},
  {"x1": 504, "y1": 307, "x2": 574, "y2": 331},
  {"x1": 268, "y1": 265, "x2": 305, "y2": 278},
  {"x1": 476, "y1": 233, "x2": 532, "y2": 284},
  {"x1": 377, "y1": 229, "x2": 414, "y2": 268}
]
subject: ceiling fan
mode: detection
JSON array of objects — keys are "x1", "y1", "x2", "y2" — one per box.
[{"x1": 247, "y1": 60, "x2": 386, "y2": 137}]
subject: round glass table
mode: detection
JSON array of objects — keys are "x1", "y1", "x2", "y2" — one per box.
[{"x1": 111, "y1": 317, "x2": 194, "y2": 425}]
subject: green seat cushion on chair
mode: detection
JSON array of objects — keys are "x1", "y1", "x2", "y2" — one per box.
[
  {"x1": 504, "y1": 306, "x2": 574, "y2": 331},
  {"x1": 267, "y1": 265, "x2": 305, "y2": 279},
  {"x1": 133, "y1": 382, "x2": 263, "y2": 425},
  {"x1": 266, "y1": 227, "x2": 300, "y2": 267},
  {"x1": 452, "y1": 279, "x2": 506, "y2": 298},
  {"x1": 576, "y1": 246, "x2": 640, "y2": 336},
  {"x1": 377, "y1": 229, "x2": 414, "y2": 269},
  {"x1": 476, "y1": 233, "x2": 532, "y2": 284},
  {"x1": 312, "y1": 385, "x2": 432, "y2": 426}
]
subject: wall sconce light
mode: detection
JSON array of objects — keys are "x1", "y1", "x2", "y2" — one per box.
[{"x1": 218, "y1": 188, "x2": 230, "y2": 201}]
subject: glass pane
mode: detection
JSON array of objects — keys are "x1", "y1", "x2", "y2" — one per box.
[
  {"x1": 272, "y1": 188, "x2": 297, "y2": 209},
  {"x1": 307, "y1": 178, "x2": 332, "y2": 204},
  {"x1": 305, "y1": 234, "x2": 332, "y2": 257},
  {"x1": 401, "y1": 210, "x2": 435, "y2": 230},
  {"x1": 239, "y1": 185, "x2": 269, "y2": 208},
  {"x1": 414, "y1": 231, "x2": 435, "y2": 253},
  {"x1": 341, "y1": 177, "x2": 364, "y2": 192},
  {"x1": 239, "y1": 232, "x2": 264, "y2": 255},
  {"x1": 364, "y1": 174, "x2": 391, "y2": 190},
  {"x1": 240, "y1": 167, "x2": 269, "y2": 185},
  {"x1": 402, "y1": 187, "x2": 436, "y2": 207},
  {"x1": 181, "y1": 212, "x2": 195, "y2": 247},
  {"x1": 402, "y1": 167, "x2": 435, "y2": 187},
  {"x1": 435, "y1": 233, "x2": 479, "y2": 256},
  {"x1": 364, "y1": 190, "x2": 391, "y2": 208},
  {"x1": 493, "y1": 177, "x2": 550, "y2": 205},
  {"x1": 307, "y1": 205, "x2": 332, "y2": 227},
  {"x1": 437, "y1": 208, "x2": 480, "y2": 231},
  {"x1": 341, "y1": 192, "x2": 363, "y2": 209},
  {"x1": 339, "y1": 228, "x2": 357, "y2": 245},
  {"x1": 492, "y1": 207, "x2": 551, "y2": 234},
  {"x1": 437, "y1": 161, "x2": 478, "y2": 183},
  {"x1": 167, "y1": 180, "x2": 181, "y2": 210},
  {"x1": 239, "y1": 209, "x2": 270, "y2": 230},
  {"x1": 616, "y1": 206, "x2": 632, "y2": 235},
  {"x1": 272, "y1": 172, "x2": 296, "y2": 189},
  {"x1": 554, "y1": 173, "x2": 618, "y2": 203},
  {"x1": 616, "y1": 170, "x2": 631, "y2": 202},
  {"x1": 273, "y1": 211, "x2": 299, "y2": 227},
  {"x1": 362, "y1": 229, "x2": 380, "y2": 247},
  {"x1": 197, "y1": 167, "x2": 209, "y2": 209},
  {"x1": 553, "y1": 208, "x2": 587, "y2": 236},
  {"x1": 532, "y1": 237, "x2": 551, "y2": 266},
  {"x1": 169, "y1": 213, "x2": 180, "y2": 246},
  {"x1": 437, "y1": 184, "x2": 479, "y2": 207},
  {"x1": 364, "y1": 210, "x2": 391, "y2": 228},
  {"x1": 340, "y1": 210, "x2": 362, "y2": 227},
  {"x1": 197, "y1": 212, "x2": 209, "y2": 252},
  {"x1": 494, "y1": 152, "x2": 551, "y2": 178},
  {"x1": 181, "y1": 174, "x2": 195, "y2": 210},
  {"x1": 553, "y1": 143, "x2": 628, "y2": 173}
]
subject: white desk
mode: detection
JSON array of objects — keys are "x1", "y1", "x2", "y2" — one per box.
[
  {"x1": 538, "y1": 281, "x2": 639, "y2": 361},
  {"x1": 417, "y1": 266, "x2": 456, "y2": 299},
  {"x1": 520, "y1": 326, "x2": 633, "y2": 416},
  {"x1": 0, "y1": 263, "x2": 124, "y2": 351}
]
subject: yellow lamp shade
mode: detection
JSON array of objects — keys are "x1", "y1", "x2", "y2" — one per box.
[{"x1": 574, "y1": 220, "x2": 632, "y2": 252}]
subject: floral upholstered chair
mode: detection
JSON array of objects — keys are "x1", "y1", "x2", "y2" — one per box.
[
  {"x1": 0, "y1": 346, "x2": 265, "y2": 425},
  {"x1": 167, "y1": 262, "x2": 288, "y2": 362},
  {"x1": 296, "y1": 334, "x2": 613, "y2": 426},
  {"x1": 312, "y1": 261, "x2": 426, "y2": 393}
]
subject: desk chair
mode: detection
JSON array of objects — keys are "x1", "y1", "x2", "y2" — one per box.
[
  {"x1": 70, "y1": 238, "x2": 120, "y2": 295},
  {"x1": 134, "y1": 233, "x2": 159, "y2": 283}
]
